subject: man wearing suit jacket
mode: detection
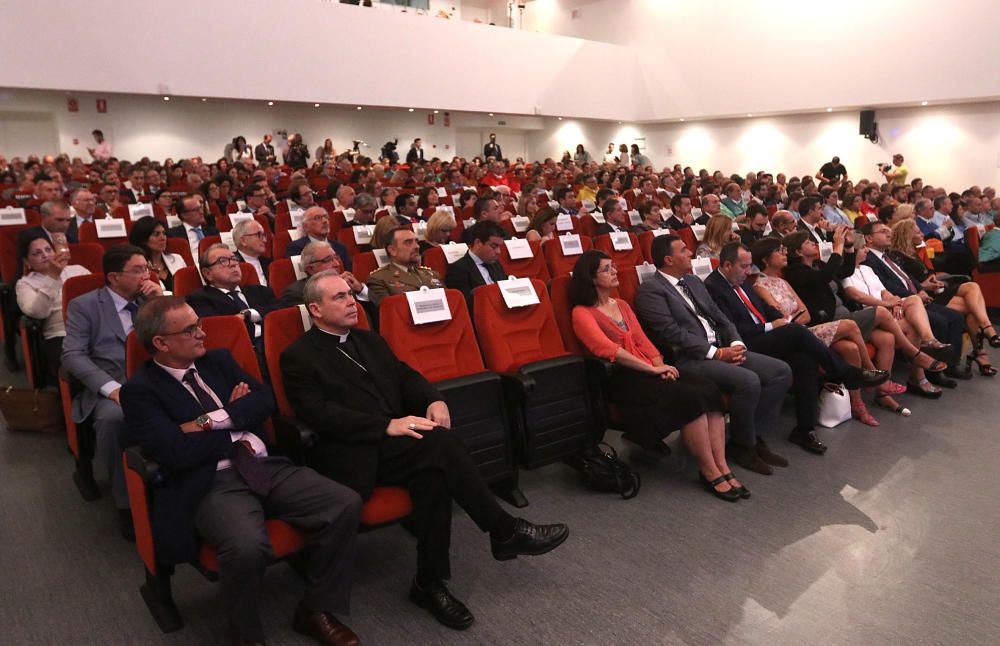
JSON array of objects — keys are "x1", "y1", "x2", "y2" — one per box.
[
  {"x1": 17, "y1": 200, "x2": 77, "y2": 259},
  {"x1": 405, "y1": 138, "x2": 425, "y2": 164},
  {"x1": 634, "y1": 234, "x2": 793, "y2": 475},
  {"x1": 280, "y1": 272, "x2": 569, "y2": 631},
  {"x1": 594, "y1": 198, "x2": 629, "y2": 235},
  {"x1": 62, "y1": 245, "x2": 163, "y2": 537},
  {"x1": 123, "y1": 296, "x2": 362, "y2": 646},
  {"x1": 120, "y1": 168, "x2": 145, "y2": 205},
  {"x1": 286, "y1": 206, "x2": 353, "y2": 272},
  {"x1": 796, "y1": 196, "x2": 830, "y2": 243},
  {"x1": 664, "y1": 193, "x2": 696, "y2": 231},
  {"x1": 862, "y1": 221, "x2": 966, "y2": 384},
  {"x1": 706, "y1": 243, "x2": 888, "y2": 452},
  {"x1": 186, "y1": 244, "x2": 285, "y2": 348},
  {"x1": 66, "y1": 189, "x2": 97, "y2": 243},
  {"x1": 254, "y1": 134, "x2": 276, "y2": 165},
  {"x1": 445, "y1": 221, "x2": 507, "y2": 311},
  {"x1": 233, "y1": 218, "x2": 271, "y2": 287},
  {"x1": 166, "y1": 195, "x2": 219, "y2": 264}
]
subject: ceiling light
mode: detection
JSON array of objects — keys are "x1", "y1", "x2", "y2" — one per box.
[
  {"x1": 557, "y1": 117, "x2": 563, "y2": 121},
  {"x1": 489, "y1": 113, "x2": 494, "y2": 116},
  {"x1": 434, "y1": 110, "x2": 439, "y2": 114},
  {"x1": 679, "y1": 118, "x2": 685, "y2": 122},
  {"x1": 921, "y1": 100, "x2": 928, "y2": 106},
  {"x1": 356, "y1": 106, "x2": 363, "y2": 110},
  {"x1": 408, "y1": 108, "x2": 414, "y2": 112},
  {"x1": 162, "y1": 96, "x2": 170, "y2": 101},
  {"x1": 314, "y1": 103, "x2": 320, "y2": 108},
  {"x1": 201, "y1": 98, "x2": 207, "y2": 102},
  {"x1": 747, "y1": 113, "x2": 753, "y2": 117},
  {"x1": 826, "y1": 107, "x2": 832, "y2": 112},
  {"x1": 267, "y1": 101, "x2": 274, "y2": 106}
]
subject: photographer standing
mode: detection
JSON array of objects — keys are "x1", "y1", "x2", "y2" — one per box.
[
  {"x1": 816, "y1": 156, "x2": 847, "y2": 184},
  {"x1": 880, "y1": 153, "x2": 909, "y2": 187},
  {"x1": 285, "y1": 133, "x2": 310, "y2": 170}
]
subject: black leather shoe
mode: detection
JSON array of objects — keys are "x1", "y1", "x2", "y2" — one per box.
[
  {"x1": 721, "y1": 472, "x2": 751, "y2": 499},
  {"x1": 788, "y1": 430, "x2": 827, "y2": 455},
  {"x1": 409, "y1": 577, "x2": 474, "y2": 630},
  {"x1": 729, "y1": 443, "x2": 773, "y2": 475},
  {"x1": 926, "y1": 371, "x2": 957, "y2": 389},
  {"x1": 490, "y1": 518, "x2": 569, "y2": 561},
  {"x1": 699, "y1": 473, "x2": 741, "y2": 502},
  {"x1": 841, "y1": 367, "x2": 889, "y2": 390},
  {"x1": 755, "y1": 438, "x2": 788, "y2": 468},
  {"x1": 119, "y1": 509, "x2": 136, "y2": 543}
]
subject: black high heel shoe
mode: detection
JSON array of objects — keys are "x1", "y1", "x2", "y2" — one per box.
[
  {"x1": 966, "y1": 350, "x2": 997, "y2": 377},
  {"x1": 722, "y1": 472, "x2": 751, "y2": 499},
  {"x1": 910, "y1": 348, "x2": 946, "y2": 373},
  {"x1": 978, "y1": 326, "x2": 1000, "y2": 349},
  {"x1": 699, "y1": 473, "x2": 741, "y2": 502}
]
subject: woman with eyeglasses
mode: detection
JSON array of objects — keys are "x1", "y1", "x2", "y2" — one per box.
[
  {"x1": 568, "y1": 250, "x2": 743, "y2": 502},
  {"x1": 15, "y1": 231, "x2": 91, "y2": 382},
  {"x1": 129, "y1": 217, "x2": 188, "y2": 293}
]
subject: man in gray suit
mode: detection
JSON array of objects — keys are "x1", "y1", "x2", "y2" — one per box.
[
  {"x1": 634, "y1": 234, "x2": 792, "y2": 475},
  {"x1": 62, "y1": 244, "x2": 163, "y2": 538},
  {"x1": 281, "y1": 241, "x2": 369, "y2": 306}
]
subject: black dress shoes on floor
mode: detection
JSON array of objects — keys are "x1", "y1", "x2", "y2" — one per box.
[
  {"x1": 729, "y1": 442, "x2": 773, "y2": 475},
  {"x1": 490, "y1": 518, "x2": 569, "y2": 561},
  {"x1": 409, "y1": 577, "x2": 475, "y2": 630},
  {"x1": 926, "y1": 371, "x2": 958, "y2": 389},
  {"x1": 788, "y1": 429, "x2": 827, "y2": 455},
  {"x1": 755, "y1": 437, "x2": 789, "y2": 468}
]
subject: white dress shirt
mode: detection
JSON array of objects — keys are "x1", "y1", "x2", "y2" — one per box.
[
  {"x1": 469, "y1": 251, "x2": 494, "y2": 285},
  {"x1": 843, "y1": 264, "x2": 886, "y2": 297},
  {"x1": 213, "y1": 286, "x2": 262, "y2": 337},
  {"x1": 98, "y1": 289, "x2": 140, "y2": 398},
  {"x1": 183, "y1": 222, "x2": 206, "y2": 262},
  {"x1": 240, "y1": 252, "x2": 268, "y2": 286},
  {"x1": 153, "y1": 360, "x2": 268, "y2": 470}
]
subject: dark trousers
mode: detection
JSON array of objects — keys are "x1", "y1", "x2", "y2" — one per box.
[
  {"x1": 377, "y1": 428, "x2": 508, "y2": 581},
  {"x1": 927, "y1": 303, "x2": 965, "y2": 366},
  {"x1": 194, "y1": 459, "x2": 362, "y2": 642},
  {"x1": 746, "y1": 323, "x2": 848, "y2": 432}
]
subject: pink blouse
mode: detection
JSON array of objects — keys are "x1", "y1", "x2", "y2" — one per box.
[{"x1": 571, "y1": 300, "x2": 662, "y2": 365}]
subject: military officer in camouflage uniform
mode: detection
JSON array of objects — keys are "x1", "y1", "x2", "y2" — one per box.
[{"x1": 366, "y1": 228, "x2": 444, "y2": 306}]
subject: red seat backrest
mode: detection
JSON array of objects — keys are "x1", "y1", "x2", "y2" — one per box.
[
  {"x1": 351, "y1": 252, "x2": 380, "y2": 283},
  {"x1": 593, "y1": 232, "x2": 644, "y2": 271},
  {"x1": 79, "y1": 221, "x2": 129, "y2": 250},
  {"x1": 678, "y1": 227, "x2": 697, "y2": 253},
  {"x1": 638, "y1": 230, "x2": 662, "y2": 264},
  {"x1": 0, "y1": 224, "x2": 29, "y2": 282},
  {"x1": 337, "y1": 227, "x2": 366, "y2": 258},
  {"x1": 198, "y1": 235, "x2": 223, "y2": 258},
  {"x1": 172, "y1": 266, "x2": 203, "y2": 296},
  {"x1": 66, "y1": 243, "x2": 105, "y2": 274},
  {"x1": 615, "y1": 266, "x2": 641, "y2": 307},
  {"x1": 472, "y1": 279, "x2": 569, "y2": 373},
  {"x1": 272, "y1": 230, "x2": 296, "y2": 259},
  {"x1": 165, "y1": 237, "x2": 195, "y2": 267},
  {"x1": 263, "y1": 304, "x2": 369, "y2": 417},
  {"x1": 62, "y1": 273, "x2": 106, "y2": 322},
  {"x1": 578, "y1": 214, "x2": 602, "y2": 238},
  {"x1": 268, "y1": 258, "x2": 298, "y2": 298},
  {"x1": 378, "y1": 290, "x2": 484, "y2": 382},
  {"x1": 547, "y1": 274, "x2": 585, "y2": 355},
  {"x1": 542, "y1": 236, "x2": 594, "y2": 278},
  {"x1": 422, "y1": 245, "x2": 450, "y2": 280},
  {"x1": 967, "y1": 226, "x2": 981, "y2": 257},
  {"x1": 498, "y1": 239, "x2": 550, "y2": 283}
]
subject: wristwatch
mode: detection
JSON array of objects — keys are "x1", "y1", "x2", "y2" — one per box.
[{"x1": 195, "y1": 414, "x2": 212, "y2": 431}]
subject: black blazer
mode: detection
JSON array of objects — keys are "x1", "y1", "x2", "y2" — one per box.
[
  {"x1": 186, "y1": 284, "x2": 284, "y2": 320},
  {"x1": 445, "y1": 252, "x2": 507, "y2": 311},
  {"x1": 279, "y1": 327, "x2": 441, "y2": 499},
  {"x1": 120, "y1": 349, "x2": 275, "y2": 565},
  {"x1": 783, "y1": 251, "x2": 855, "y2": 324},
  {"x1": 284, "y1": 236, "x2": 353, "y2": 272},
  {"x1": 704, "y1": 270, "x2": 783, "y2": 340},
  {"x1": 797, "y1": 220, "x2": 829, "y2": 243},
  {"x1": 254, "y1": 142, "x2": 275, "y2": 164},
  {"x1": 663, "y1": 215, "x2": 690, "y2": 231},
  {"x1": 406, "y1": 147, "x2": 425, "y2": 164},
  {"x1": 235, "y1": 251, "x2": 272, "y2": 281},
  {"x1": 166, "y1": 223, "x2": 220, "y2": 242},
  {"x1": 595, "y1": 222, "x2": 626, "y2": 236}
]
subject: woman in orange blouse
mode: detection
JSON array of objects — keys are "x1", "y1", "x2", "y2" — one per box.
[{"x1": 568, "y1": 251, "x2": 743, "y2": 502}]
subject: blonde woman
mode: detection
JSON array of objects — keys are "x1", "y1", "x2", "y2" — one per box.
[
  {"x1": 696, "y1": 214, "x2": 738, "y2": 259},
  {"x1": 420, "y1": 210, "x2": 456, "y2": 255}
]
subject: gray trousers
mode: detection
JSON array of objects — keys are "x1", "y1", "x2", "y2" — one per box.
[
  {"x1": 92, "y1": 398, "x2": 128, "y2": 509},
  {"x1": 194, "y1": 459, "x2": 362, "y2": 642},
  {"x1": 678, "y1": 351, "x2": 792, "y2": 448}
]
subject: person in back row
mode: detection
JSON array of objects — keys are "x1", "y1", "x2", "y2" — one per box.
[{"x1": 280, "y1": 271, "x2": 569, "y2": 631}]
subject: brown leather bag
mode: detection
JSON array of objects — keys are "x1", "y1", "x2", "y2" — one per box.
[{"x1": 0, "y1": 387, "x2": 64, "y2": 433}]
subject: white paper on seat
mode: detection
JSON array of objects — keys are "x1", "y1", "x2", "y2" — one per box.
[
  {"x1": 235, "y1": 200, "x2": 246, "y2": 211},
  {"x1": 510, "y1": 216, "x2": 529, "y2": 232},
  {"x1": 590, "y1": 211, "x2": 606, "y2": 224},
  {"x1": 290, "y1": 209, "x2": 304, "y2": 228},
  {"x1": 692, "y1": 207, "x2": 703, "y2": 218},
  {"x1": 651, "y1": 228, "x2": 670, "y2": 237},
  {"x1": 691, "y1": 224, "x2": 706, "y2": 240},
  {"x1": 436, "y1": 205, "x2": 455, "y2": 217},
  {"x1": 353, "y1": 225, "x2": 374, "y2": 245},
  {"x1": 628, "y1": 210, "x2": 642, "y2": 226},
  {"x1": 556, "y1": 213, "x2": 574, "y2": 231},
  {"x1": 559, "y1": 233, "x2": 583, "y2": 256},
  {"x1": 498, "y1": 277, "x2": 540, "y2": 309},
  {"x1": 441, "y1": 242, "x2": 469, "y2": 264},
  {"x1": 297, "y1": 304, "x2": 313, "y2": 331},
  {"x1": 127, "y1": 204, "x2": 152, "y2": 221},
  {"x1": 96, "y1": 218, "x2": 127, "y2": 238},
  {"x1": 635, "y1": 262, "x2": 658, "y2": 284},
  {"x1": 220, "y1": 231, "x2": 237, "y2": 251},
  {"x1": 342, "y1": 208, "x2": 356, "y2": 223},
  {"x1": 660, "y1": 209, "x2": 674, "y2": 221},
  {"x1": 0, "y1": 207, "x2": 27, "y2": 225},
  {"x1": 581, "y1": 199, "x2": 596, "y2": 213},
  {"x1": 229, "y1": 213, "x2": 252, "y2": 228},
  {"x1": 166, "y1": 215, "x2": 181, "y2": 229},
  {"x1": 819, "y1": 241, "x2": 833, "y2": 262},
  {"x1": 610, "y1": 232, "x2": 633, "y2": 251},
  {"x1": 436, "y1": 187, "x2": 447, "y2": 197},
  {"x1": 548, "y1": 200, "x2": 560, "y2": 209},
  {"x1": 451, "y1": 194, "x2": 462, "y2": 206},
  {"x1": 504, "y1": 238, "x2": 533, "y2": 260},
  {"x1": 288, "y1": 229, "x2": 306, "y2": 241},
  {"x1": 290, "y1": 255, "x2": 306, "y2": 279},
  {"x1": 413, "y1": 221, "x2": 427, "y2": 241},
  {"x1": 406, "y1": 287, "x2": 451, "y2": 325},
  {"x1": 691, "y1": 257, "x2": 713, "y2": 280},
  {"x1": 463, "y1": 217, "x2": 475, "y2": 229}
]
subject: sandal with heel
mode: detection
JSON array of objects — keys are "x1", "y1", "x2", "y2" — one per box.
[
  {"x1": 978, "y1": 326, "x2": 1000, "y2": 349},
  {"x1": 910, "y1": 348, "x2": 946, "y2": 373},
  {"x1": 966, "y1": 349, "x2": 998, "y2": 377},
  {"x1": 851, "y1": 402, "x2": 880, "y2": 427}
]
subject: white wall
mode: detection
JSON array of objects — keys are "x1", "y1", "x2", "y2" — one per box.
[{"x1": 528, "y1": 102, "x2": 1000, "y2": 190}]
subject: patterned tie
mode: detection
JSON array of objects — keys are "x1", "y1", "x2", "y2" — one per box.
[
  {"x1": 676, "y1": 278, "x2": 715, "y2": 327},
  {"x1": 123, "y1": 301, "x2": 139, "y2": 333},
  {"x1": 882, "y1": 254, "x2": 917, "y2": 295},
  {"x1": 182, "y1": 368, "x2": 219, "y2": 412}
]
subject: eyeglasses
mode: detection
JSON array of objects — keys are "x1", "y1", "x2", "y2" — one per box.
[
  {"x1": 118, "y1": 265, "x2": 151, "y2": 276},
  {"x1": 240, "y1": 231, "x2": 266, "y2": 240},
  {"x1": 205, "y1": 255, "x2": 239, "y2": 268},
  {"x1": 159, "y1": 320, "x2": 203, "y2": 338},
  {"x1": 308, "y1": 255, "x2": 338, "y2": 266},
  {"x1": 596, "y1": 264, "x2": 618, "y2": 274},
  {"x1": 306, "y1": 214, "x2": 330, "y2": 222}
]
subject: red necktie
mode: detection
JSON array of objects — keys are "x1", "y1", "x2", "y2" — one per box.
[
  {"x1": 882, "y1": 254, "x2": 917, "y2": 295},
  {"x1": 735, "y1": 287, "x2": 766, "y2": 324}
]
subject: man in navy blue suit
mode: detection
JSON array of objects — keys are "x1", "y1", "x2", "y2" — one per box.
[
  {"x1": 122, "y1": 296, "x2": 362, "y2": 646},
  {"x1": 285, "y1": 205, "x2": 352, "y2": 272}
]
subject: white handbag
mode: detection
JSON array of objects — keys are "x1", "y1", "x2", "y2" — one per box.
[{"x1": 817, "y1": 384, "x2": 851, "y2": 428}]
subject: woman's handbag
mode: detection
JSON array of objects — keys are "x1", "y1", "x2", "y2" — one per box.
[
  {"x1": 817, "y1": 383, "x2": 851, "y2": 428},
  {"x1": 0, "y1": 387, "x2": 64, "y2": 432},
  {"x1": 565, "y1": 442, "x2": 641, "y2": 499}
]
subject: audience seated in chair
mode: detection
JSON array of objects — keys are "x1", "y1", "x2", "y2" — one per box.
[
  {"x1": 282, "y1": 241, "x2": 369, "y2": 306},
  {"x1": 366, "y1": 228, "x2": 443, "y2": 306},
  {"x1": 286, "y1": 206, "x2": 353, "y2": 272},
  {"x1": 445, "y1": 220, "x2": 508, "y2": 312},
  {"x1": 167, "y1": 195, "x2": 219, "y2": 265},
  {"x1": 232, "y1": 218, "x2": 271, "y2": 287},
  {"x1": 129, "y1": 217, "x2": 187, "y2": 293}
]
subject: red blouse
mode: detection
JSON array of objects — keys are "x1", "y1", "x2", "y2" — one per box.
[{"x1": 571, "y1": 300, "x2": 662, "y2": 365}]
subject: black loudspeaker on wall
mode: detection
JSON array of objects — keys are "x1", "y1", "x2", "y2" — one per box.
[{"x1": 859, "y1": 110, "x2": 878, "y2": 142}]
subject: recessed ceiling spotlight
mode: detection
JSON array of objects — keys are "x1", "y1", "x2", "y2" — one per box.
[
  {"x1": 163, "y1": 96, "x2": 170, "y2": 101},
  {"x1": 557, "y1": 117, "x2": 563, "y2": 121},
  {"x1": 826, "y1": 107, "x2": 833, "y2": 112},
  {"x1": 679, "y1": 118, "x2": 685, "y2": 122},
  {"x1": 408, "y1": 108, "x2": 414, "y2": 112},
  {"x1": 201, "y1": 98, "x2": 207, "y2": 102},
  {"x1": 267, "y1": 101, "x2": 274, "y2": 106},
  {"x1": 356, "y1": 106, "x2": 363, "y2": 110},
  {"x1": 434, "y1": 110, "x2": 439, "y2": 114},
  {"x1": 921, "y1": 101, "x2": 928, "y2": 106},
  {"x1": 314, "y1": 103, "x2": 320, "y2": 108},
  {"x1": 747, "y1": 113, "x2": 753, "y2": 117},
  {"x1": 489, "y1": 113, "x2": 494, "y2": 116}
]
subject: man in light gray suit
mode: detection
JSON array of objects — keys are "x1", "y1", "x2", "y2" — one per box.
[
  {"x1": 62, "y1": 244, "x2": 163, "y2": 539},
  {"x1": 634, "y1": 234, "x2": 792, "y2": 476}
]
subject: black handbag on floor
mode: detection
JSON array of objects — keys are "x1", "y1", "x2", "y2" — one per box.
[{"x1": 566, "y1": 443, "x2": 640, "y2": 499}]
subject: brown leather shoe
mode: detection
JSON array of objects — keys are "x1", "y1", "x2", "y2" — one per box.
[
  {"x1": 755, "y1": 437, "x2": 789, "y2": 468},
  {"x1": 292, "y1": 604, "x2": 360, "y2": 646},
  {"x1": 728, "y1": 443, "x2": 773, "y2": 475}
]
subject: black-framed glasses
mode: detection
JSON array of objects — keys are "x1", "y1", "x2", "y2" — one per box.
[
  {"x1": 240, "y1": 231, "x2": 266, "y2": 240},
  {"x1": 205, "y1": 255, "x2": 239, "y2": 268},
  {"x1": 159, "y1": 320, "x2": 203, "y2": 338}
]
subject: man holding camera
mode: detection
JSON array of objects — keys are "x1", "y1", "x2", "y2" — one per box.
[{"x1": 880, "y1": 154, "x2": 909, "y2": 187}]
